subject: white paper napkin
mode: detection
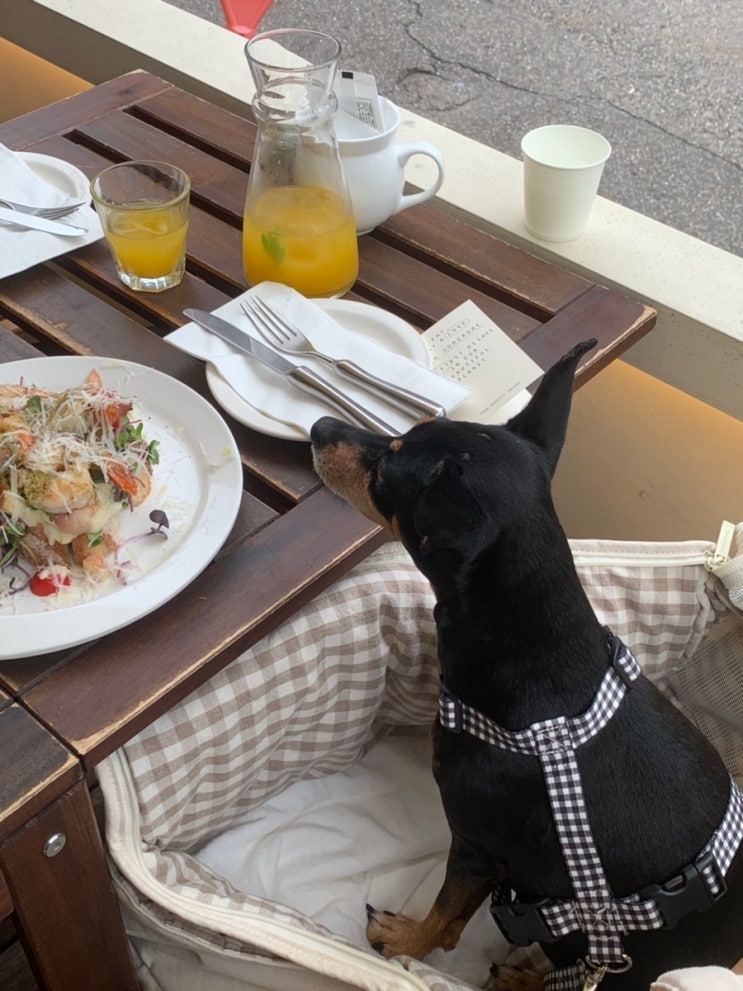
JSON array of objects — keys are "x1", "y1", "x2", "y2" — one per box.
[
  {"x1": 0, "y1": 142, "x2": 103, "y2": 279},
  {"x1": 166, "y1": 283, "x2": 471, "y2": 437}
]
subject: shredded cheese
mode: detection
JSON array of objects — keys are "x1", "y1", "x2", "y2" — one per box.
[{"x1": 0, "y1": 372, "x2": 159, "y2": 601}]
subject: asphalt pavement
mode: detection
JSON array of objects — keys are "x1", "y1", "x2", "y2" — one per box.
[{"x1": 167, "y1": 0, "x2": 741, "y2": 256}]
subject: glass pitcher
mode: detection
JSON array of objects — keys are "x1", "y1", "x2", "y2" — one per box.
[{"x1": 242, "y1": 29, "x2": 359, "y2": 298}]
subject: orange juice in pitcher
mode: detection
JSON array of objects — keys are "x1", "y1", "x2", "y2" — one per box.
[
  {"x1": 242, "y1": 184, "x2": 358, "y2": 298},
  {"x1": 242, "y1": 29, "x2": 358, "y2": 298}
]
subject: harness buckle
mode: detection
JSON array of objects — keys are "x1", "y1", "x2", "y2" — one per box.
[
  {"x1": 608, "y1": 633, "x2": 636, "y2": 688},
  {"x1": 638, "y1": 848, "x2": 726, "y2": 929},
  {"x1": 581, "y1": 954, "x2": 633, "y2": 990},
  {"x1": 489, "y1": 889, "x2": 558, "y2": 944}
]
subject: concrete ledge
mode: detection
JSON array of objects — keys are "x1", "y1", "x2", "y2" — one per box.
[
  {"x1": 3, "y1": 0, "x2": 742, "y2": 419},
  {"x1": 425, "y1": 136, "x2": 743, "y2": 423}
]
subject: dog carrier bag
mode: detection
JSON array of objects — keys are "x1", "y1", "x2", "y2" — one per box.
[{"x1": 97, "y1": 523, "x2": 743, "y2": 991}]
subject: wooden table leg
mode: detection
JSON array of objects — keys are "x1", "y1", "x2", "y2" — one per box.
[
  {"x1": 0, "y1": 778, "x2": 139, "y2": 991},
  {"x1": 0, "y1": 869, "x2": 11, "y2": 921}
]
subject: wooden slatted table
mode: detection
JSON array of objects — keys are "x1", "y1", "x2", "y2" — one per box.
[{"x1": 0, "y1": 70, "x2": 655, "y2": 990}]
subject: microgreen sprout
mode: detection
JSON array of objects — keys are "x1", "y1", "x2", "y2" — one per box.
[
  {"x1": 146, "y1": 439, "x2": 160, "y2": 466},
  {"x1": 149, "y1": 510, "x2": 169, "y2": 532},
  {"x1": 116, "y1": 419, "x2": 160, "y2": 466},
  {"x1": 7, "y1": 560, "x2": 32, "y2": 596},
  {"x1": 0, "y1": 513, "x2": 24, "y2": 567},
  {"x1": 116, "y1": 420, "x2": 144, "y2": 448},
  {"x1": 117, "y1": 509, "x2": 170, "y2": 557}
]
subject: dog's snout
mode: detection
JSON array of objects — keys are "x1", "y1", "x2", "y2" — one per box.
[{"x1": 310, "y1": 416, "x2": 347, "y2": 448}]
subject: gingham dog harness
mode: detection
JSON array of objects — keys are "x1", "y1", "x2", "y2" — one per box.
[{"x1": 438, "y1": 635, "x2": 743, "y2": 990}]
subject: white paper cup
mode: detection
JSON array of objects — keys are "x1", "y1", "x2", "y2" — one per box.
[{"x1": 521, "y1": 125, "x2": 611, "y2": 242}]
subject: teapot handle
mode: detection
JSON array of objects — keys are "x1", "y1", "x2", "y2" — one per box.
[{"x1": 395, "y1": 142, "x2": 445, "y2": 213}]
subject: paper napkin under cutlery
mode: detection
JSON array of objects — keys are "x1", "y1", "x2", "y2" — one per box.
[
  {"x1": 166, "y1": 283, "x2": 471, "y2": 437},
  {"x1": 0, "y1": 142, "x2": 102, "y2": 279}
]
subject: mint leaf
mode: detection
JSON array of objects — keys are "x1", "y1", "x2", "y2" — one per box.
[{"x1": 261, "y1": 230, "x2": 285, "y2": 265}]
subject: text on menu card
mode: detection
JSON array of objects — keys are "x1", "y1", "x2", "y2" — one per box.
[{"x1": 422, "y1": 300, "x2": 544, "y2": 424}]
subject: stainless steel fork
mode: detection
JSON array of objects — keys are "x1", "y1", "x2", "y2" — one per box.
[
  {"x1": 0, "y1": 198, "x2": 87, "y2": 219},
  {"x1": 241, "y1": 296, "x2": 445, "y2": 420}
]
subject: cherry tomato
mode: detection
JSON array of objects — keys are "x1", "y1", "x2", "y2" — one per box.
[{"x1": 29, "y1": 571, "x2": 71, "y2": 597}]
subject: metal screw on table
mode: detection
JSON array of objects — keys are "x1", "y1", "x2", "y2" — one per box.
[{"x1": 43, "y1": 832, "x2": 67, "y2": 857}]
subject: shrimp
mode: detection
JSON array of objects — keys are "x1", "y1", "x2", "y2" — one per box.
[
  {"x1": 0, "y1": 384, "x2": 49, "y2": 401},
  {"x1": 82, "y1": 369, "x2": 132, "y2": 432},
  {"x1": 0, "y1": 411, "x2": 34, "y2": 457},
  {"x1": 0, "y1": 385, "x2": 27, "y2": 400},
  {"x1": 0, "y1": 412, "x2": 29, "y2": 433},
  {"x1": 0, "y1": 385, "x2": 50, "y2": 455},
  {"x1": 130, "y1": 464, "x2": 152, "y2": 507},
  {"x1": 84, "y1": 369, "x2": 103, "y2": 391},
  {"x1": 20, "y1": 464, "x2": 95, "y2": 514},
  {"x1": 106, "y1": 460, "x2": 152, "y2": 507},
  {"x1": 53, "y1": 495, "x2": 102, "y2": 537}
]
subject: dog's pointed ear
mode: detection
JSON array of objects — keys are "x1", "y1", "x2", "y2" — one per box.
[
  {"x1": 412, "y1": 455, "x2": 481, "y2": 549},
  {"x1": 506, "y1": 339, "x2": 596, "y2": 476}
]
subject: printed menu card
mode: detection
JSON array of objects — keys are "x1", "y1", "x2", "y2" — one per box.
[{"x1": 422, "y1": 300, "x2": 543, "y2": 423}]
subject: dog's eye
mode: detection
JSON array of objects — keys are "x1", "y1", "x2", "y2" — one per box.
[
  {"x1": 475, "y1": 431, "x2": 492, "y2": 442},
  {"x1": 461, "y1": 452, "x2": 472, "y2": 462}
]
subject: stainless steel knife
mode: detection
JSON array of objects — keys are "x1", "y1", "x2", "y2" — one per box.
[
  {"x1": 0, "y1": 206, "x2": 87, "y2": 237},
  {"x1": 183, "y1": 309, "x2": 397, "y2": 434}
]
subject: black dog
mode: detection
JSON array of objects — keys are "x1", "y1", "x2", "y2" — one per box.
[{"x1": 310, "y1": 341, "x2": 743, "y2": 989}]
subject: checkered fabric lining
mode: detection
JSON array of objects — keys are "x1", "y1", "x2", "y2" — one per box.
[
  {"x1": 98, "y1": 530, "x2": 743, "y2": 991},
  {"x1": 121, "y1": 538, "x2": 729, "y2": 852},
  {"x1": 124, "y1": 545, "x2": 440, "y2": 852}
]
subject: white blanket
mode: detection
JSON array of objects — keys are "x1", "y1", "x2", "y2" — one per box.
[
  {"x1": 195, "y1": 731, "x2": 509, "y2": 988},
  {"x1": 652, "y1": 968, "x2": 743, "y2": 990}
]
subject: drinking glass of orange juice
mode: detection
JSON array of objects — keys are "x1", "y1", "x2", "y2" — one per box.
[{"x1": 91, "y1": 162, "x2": 190, "y2": 292}]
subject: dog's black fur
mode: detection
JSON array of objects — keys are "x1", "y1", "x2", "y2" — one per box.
[{"x1": 310, "y1": 341, "x2": 743, "y2": 988}]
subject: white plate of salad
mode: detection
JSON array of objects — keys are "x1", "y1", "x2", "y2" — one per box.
[{"x1": 0, "y1": 356, "x2": 242, "y2": 659}]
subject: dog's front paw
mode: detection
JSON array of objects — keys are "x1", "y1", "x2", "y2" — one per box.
[
  {"x1": 484, "y1": 964, "x2": 544, "y2": 991},
  {"x1": 366, "y1": 903, "x2": 430, "y2": 960}
]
